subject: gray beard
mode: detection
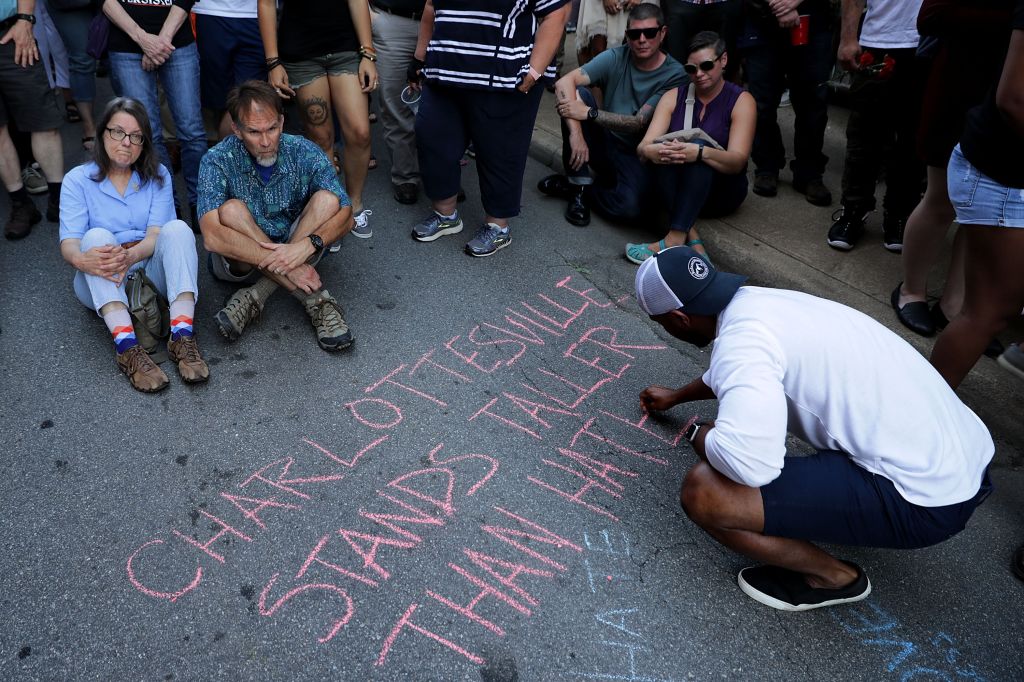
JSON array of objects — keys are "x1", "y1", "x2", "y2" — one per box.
[{"x1": 256, "y1": 154, "x2": 278, "y2": 167}]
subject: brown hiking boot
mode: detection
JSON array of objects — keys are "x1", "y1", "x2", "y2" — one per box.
[
  {"x1": 4, "y1": 201, "x2": 42, "y2": 240},
  {"x1": 303, "y1": 290, "x2": 353, "y2": 352},
  {"x1": 116, "y1": 345, "x2": 170, "y2": 393},
  {"x1": 215, "y1": 287, "x2": 263, "y2": 341},
  {"x1": 168, "y1": 335, "x2": 210, "y2": 383}
]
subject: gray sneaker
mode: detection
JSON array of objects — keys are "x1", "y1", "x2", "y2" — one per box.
[
  {"x1": 215, "y1": 287, "x2": 263, "y2": 341},
  {"x1": 997, "y1": 342, "x2": 1024, "y2": 382},
  {"x1": 411, "y1": 211, "x2": 463, "y2": 242},
  {"x1": 350, "y1": 208, "x2": 372, "y2": 240},
  {"x1": 304, "y1": 291, "x2": 353, "y2": 352},
  {"x1": 465, "y1": 223, "x2": 511, "y2": 257},
  {"x1": 21, "y1": 163, "x2": 47, "y2": 195}
]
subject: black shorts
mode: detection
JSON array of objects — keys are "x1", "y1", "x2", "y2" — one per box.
[
  {"x1": 761, "y1": 450, "x2": 992, "y2": 550},
  {"x1": 0, "y1": 42, "x2": 64, "y2": 131}
]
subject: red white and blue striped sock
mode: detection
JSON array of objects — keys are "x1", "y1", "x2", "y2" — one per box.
[
  {"x1": 169, "y1": 298, "x2": 195, "y2": 340},
  {"x1": 102, "y1": 308, "x2": 138, "y2": 354}
]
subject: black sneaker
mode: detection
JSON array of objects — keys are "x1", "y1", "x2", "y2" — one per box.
[
  {"x1": 883, "y1": 212, "x2": 906, "y2": 253},
  {"x1": 45, "y1": 193, "x2": 60, "y2": 223},
  {"x1": 752, "y1": 172, "x2": 778, "y2": 197},
  {"x1": 793, "y1": 177, "x2": 833, "y2": 206},
  {"x1": 827, "y1": 206, "x2": 868, "y2": 251},
  {"x1": 737, "y1": 562, "x2": 871, "y2": 611}
]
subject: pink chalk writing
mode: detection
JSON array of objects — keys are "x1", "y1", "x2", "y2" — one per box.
[
  {"x1": 345, "y1": 397, "x2": 404, "y2": 430},
  {"x1": 376, "y1": 602, "x2": 486, "y2": 667},
  {"x1": 171, "y1": 510, "x2": 253, "y2": 563},
  {"x1": 126, "y1": 539, "x2": 203, "y2": 602},
  {"x1": 527, "y1": 449, "x2": 640, "y2": 522},
  {"x1": 257, "y1": 572, "x2": 355, "y2": 643}
]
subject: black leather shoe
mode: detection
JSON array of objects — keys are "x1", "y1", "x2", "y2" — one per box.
[
  {"x1": 752, "y1": 172, "x2": 778, "y2": 197},
  {"x1": 538, "y1": 174, "x2": 575, "y2": 200},
  {"x1": 393, "y1": 182, "x2": 418, "y2": 205},
  {"x1": 891, "y1": 284, "x2": 935, "y2": 336},
  {"x1": 793, "y1": 177, "x2": 833, "y2": 206},
  {"x1": 565, "y1": 189, "x2": 590, "y2": 227}
]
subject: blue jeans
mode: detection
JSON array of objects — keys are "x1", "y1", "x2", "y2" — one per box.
[
  {"x1": 42, "y1": 1, "x2": 95, "y2": 103},
  {"x1": 656, "y1": 151, "x2": 748, "y2": 232},
  {"x1": 109, "y1": 44, "x2": 206, "y2": 206},
  {"x1": 562, "y1": 87, "x2": 652, "y2": 222}
]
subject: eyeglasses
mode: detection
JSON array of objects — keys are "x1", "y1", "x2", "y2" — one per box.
[
  {"x1": 106, "y1": 127, "x2": 145, "y2": 145},
  {"x1": 625, "y1": 26, "x2": 662, "y2": 41},
  {"x1": 683, "y1": 57, "x2": 721, "y2": 75}
]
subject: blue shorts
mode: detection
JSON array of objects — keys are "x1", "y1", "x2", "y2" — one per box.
[
  {"x1": 948, "y1": 144, "x2": 1024, "y2": 228},
  {"x1": 761, "y1": 450, "x2": 992, "y2": 550},
  {"x1": 195, "y1": 14, "x2": 265, "y2": 112}
]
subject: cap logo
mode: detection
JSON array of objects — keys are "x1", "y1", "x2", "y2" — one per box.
[{"x1": 688, "y1": 257, "x2": 709, "y2": 280}]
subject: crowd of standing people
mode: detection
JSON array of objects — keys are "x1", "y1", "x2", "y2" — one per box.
[{"x1": 0, "y1": 0, "x2": 1022, "y2": 590}]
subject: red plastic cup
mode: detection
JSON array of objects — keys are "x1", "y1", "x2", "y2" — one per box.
[{"x1": 790, "y1": 15, "x2": 810, "y2": 46}]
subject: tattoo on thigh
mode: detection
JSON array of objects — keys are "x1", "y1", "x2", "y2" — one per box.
[{"x1": 301, "y1": 96, "x2": 330, "y2": 126}]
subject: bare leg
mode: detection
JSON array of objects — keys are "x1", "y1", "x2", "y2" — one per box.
[
  {"x1": 295, "y1": 76, "x2": 336, "y2": 168},
  {"x1": 681, "y1": 461, "x2": 858, "y2": 589},
  {"x1": 0, "y1": 125, "x2": 24, "y2": 190},
  {"x1": 432, "y1": 196, "x2": 459, "y2": 216},
  {"x1": 899, "y1": 164, "x2": 955, "y2": 305},
  {"x1": 30, "y1": 129, "x2": 64, "y2": 183},
  {"x1": 937, "y1": 227, "x2": 967, "y2": 318},
  {"x1": 930, "y1": 225, "x2": 1024, "y2": 388},
  {"x1": 329, "y1": 73, "x2": 371, "y2": 214}
]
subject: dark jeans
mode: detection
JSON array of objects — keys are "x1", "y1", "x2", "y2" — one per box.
[
  {"x1": 839, "y1": 46, "x2": 925, "y2": 217},
  {"x1": 663, "y1": 0, "x2": 742, "y2": 79},
  {"x1": 743, "y1": 23, "x2": 833, "y2": 182},
  {"x1": 656, "y1": 153, "x2": 748, "y2": 232},
  {"x1": 561, "y1": 87, "x2": 652, "y2": 222}
]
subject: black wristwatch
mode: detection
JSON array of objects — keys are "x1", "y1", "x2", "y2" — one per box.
[
  {"x1": 15, "y1": 13, "x2": 35, "y2": 24},
  {"x1": 684, "y1": 421, "x2": 706, "y2": 444},
  {"x1": 308, "y1": 233, "x2": 324, "y2": 254},
  {"x1": 587, "y1": 107, "x2": 599, "y2": 121}
]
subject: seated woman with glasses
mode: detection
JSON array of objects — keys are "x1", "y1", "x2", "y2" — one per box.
[
  {"x1": 627, "y1": 31, "x2": 755, "y2": 265},
  {"x1": 58, "y1": 98, "x2": 209, "y2": 393}
]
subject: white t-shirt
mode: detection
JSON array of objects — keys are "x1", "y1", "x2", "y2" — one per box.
[
  {"x1": 860, "y1": 0, "x2": 923, "y2": 49},
  {"x1": 701, "y1": 287, "x2": 993, "y2": 507},
  {"x1": 191, "y1": 0, "x2": 257, "y2": 19}
]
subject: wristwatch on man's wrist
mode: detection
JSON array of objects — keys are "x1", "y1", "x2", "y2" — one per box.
[
  {"x1": 684, "y1": 421, "x2": 706, "y2": 444},
  {"x1": 308, "y1": 234, "x2": 324, "y2": 255},
  {"x1": 587, "y1": 106, "x2": 599, "y2": 121},
  {"x1": 15, "y1": 13, "x2": 35, "y2": 24}
]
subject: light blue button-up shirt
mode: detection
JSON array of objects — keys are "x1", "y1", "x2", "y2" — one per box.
[{"x1": 58, "y1": 162, "x2": 175, "y2": 245}]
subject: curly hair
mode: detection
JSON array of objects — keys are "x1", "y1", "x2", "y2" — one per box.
[{"x1": 91, "y1": 97, "x2": 163, "y2": 187}]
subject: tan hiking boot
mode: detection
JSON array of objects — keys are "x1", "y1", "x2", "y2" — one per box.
[
  {"x1": 116, "y1": 345, "x2": 170, "y2": 393},
  {"x1": 215, "y1": 287, "x2": 263, "y2": 341},
  {"x1": 303, "y1": 291, "x2": 353, "y2": 352},
  {"x1": 168, "y1": 335, "x2": 210, "y2": 383}
]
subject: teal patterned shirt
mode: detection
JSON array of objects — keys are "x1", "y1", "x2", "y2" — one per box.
[{"x1": 197, "y1": 133, "x2": 349, "y2": 243}]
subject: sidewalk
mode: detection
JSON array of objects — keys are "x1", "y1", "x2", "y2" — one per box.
[{"x1": 527, "y1": 50, "x2": 1024, "y2": 459}]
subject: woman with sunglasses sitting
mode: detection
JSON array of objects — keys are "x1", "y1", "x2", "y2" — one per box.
[
  {"x1": 58, "y1": 98, "x2": 209, "y2": 393},
  {"x1": 627, "y1": 31, "x2": 755, "y2": 265}
]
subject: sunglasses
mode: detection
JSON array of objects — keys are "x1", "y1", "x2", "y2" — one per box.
[
  {"x1": 683, "y1": 57, "x2": 721, "y2": 75},
  {"x1": 625, "y1": 26, "x2": 662, "y2": 41}
]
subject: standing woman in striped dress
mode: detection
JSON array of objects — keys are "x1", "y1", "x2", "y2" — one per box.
[{"x1": 407, "y1": 0, "x2": 570, "y2": 257}]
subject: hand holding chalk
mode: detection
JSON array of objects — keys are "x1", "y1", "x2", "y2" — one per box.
[{"x1": 639, "y1": 384, "x2": 681, "y2": 412}]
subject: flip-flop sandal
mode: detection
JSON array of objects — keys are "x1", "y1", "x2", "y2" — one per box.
[
  {"x1": 82, "y1": 136, "x2": 95, "y2": 152},
  {"x1": 686, "y1": 238, "x2": 712, "y2": 265},
  {"x1": 625, "y1": 238, "x2": 666, "y2": 265},
  {"x1": 368, "y1": 112, "x2": 378, "y2": 124},
  {"x1": 66, "y1": 102, "x2": 82, "y2": 122}
]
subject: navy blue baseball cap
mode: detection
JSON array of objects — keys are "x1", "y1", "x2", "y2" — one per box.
[{"x1": 634, "y1": 246, "x2": 747, "y2": 316}]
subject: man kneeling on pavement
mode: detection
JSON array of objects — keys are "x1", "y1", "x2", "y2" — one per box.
[
  {"x1": 635, "y1": 246, "x2": 994, "y2": 610},
  {"x1": 198, "y1": 80, "x2": 354, "y2": 351},
  {"x1": 538, "y1": 3, "x2": 683, "y2": 226}
]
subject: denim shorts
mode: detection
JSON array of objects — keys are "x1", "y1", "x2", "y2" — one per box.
[
  {"x1": 283, "y1": 52, "x2": 360, "y2": 89},
  {"x1": 948, "y1": 144, "x2": 1024, "y2": 228},
  {"x1": 760, "y1": 450, "x2": 992, "y2": 550}
]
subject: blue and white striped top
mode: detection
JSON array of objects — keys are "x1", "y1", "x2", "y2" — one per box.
[{"x1": 424, "y1": 0, "x2": 569, "y2": 91}]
